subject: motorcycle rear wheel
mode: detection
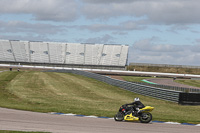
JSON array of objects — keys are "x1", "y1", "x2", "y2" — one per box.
[
  {"x1": 139, "y1": 112, "x2": 152, "y2": 123},
  {"x1": 114, "y1": 112, "x2": 124, "y2": 121}
]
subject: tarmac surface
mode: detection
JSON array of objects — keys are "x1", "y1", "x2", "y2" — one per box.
[
  {"x1": 110, "y1": 75, "x2": 200, "y2": 89},
  {"x1": 147, "y1": 78, "x2": 200, "y2": 89},
  {"x1": 0, "y1": 108, "x2": 199, "y2": 133}
]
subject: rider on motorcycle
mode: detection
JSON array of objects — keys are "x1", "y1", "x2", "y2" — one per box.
[{"x1": 125, "y1": 97, "x2": 145, "y2": 116}]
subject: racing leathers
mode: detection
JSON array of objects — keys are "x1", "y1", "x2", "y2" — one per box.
[{"x1": 125, "y1": 101, "x2": 145, "y2": 116}]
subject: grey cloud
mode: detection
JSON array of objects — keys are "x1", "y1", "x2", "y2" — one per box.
[
  {"x1": 133, "y1": 38, "x2": 185, "y2": 52},
  {"x1": 120, "y1": 21, "x2": 147, "y2": 30},
  {"x1": 191, "y1": 30, "x2": 200, "y2": 34},
  {"x1": 76, "y1": 34, "x2": 115, "y2": 44},
  {"x1": 1, "y1": 0, "x2": 200, "y2": 25},
  {"x1": 82, "y1": 0, "x2": 136, "y2": 4},
  {"x1": 112, "y1": 31, "x2": 128, "y2": 36},
  {"x1": 191, "y1": 44, "x2": 200, "y2": 52},
  {"x1": 195, "y1": 39, "x2": 200, "y2": 43},
  {"x1": 128, "y1": 38, "x2": 200, "y2": 66},
  {"x1": 167, "y1": 25, "x2": 190, "y2": 34},
  {"x1": 0, "y1": 34, "x2": 51, "y2": 42},
  {"x1": 0, "y1": 20, "x2": 66, "y2": 34},
  {"x1": 79, "y1": 24, "x2": 119, "y2": 32},
  {"x1": 81, "y1": 0, "x2": 200, "y2": 25},
  {"x1": 78, "y1": 20, "x2": 146, "y2": 32},
  {"x1": 0, "y1": 0, "x2": 78, "y2": 21}
]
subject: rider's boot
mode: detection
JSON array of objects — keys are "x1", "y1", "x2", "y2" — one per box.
[{"x1": 135, "y1": 108, "x2": 141, "y2": 117}]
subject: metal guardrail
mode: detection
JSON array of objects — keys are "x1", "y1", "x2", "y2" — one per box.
[
  {"x1": 46, "y1": 69, "x2": 181, "y2": 103},
  {"x1": 130, "y1": 82, "x2": 200, "y2": 93},
  {"x1": 2, "y1": 63, "x2": 200, "y2": 78}
]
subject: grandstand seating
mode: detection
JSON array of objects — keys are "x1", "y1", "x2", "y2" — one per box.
[
  {"x1": 0, "y1": 40, "x2": 129, "y2": 68},
  {"x1": 99, "y1": 45, "x2": 113, "y2": 65},
  {"x1": 29, "y1": 42, "x2": 49, "y2": 63},
  {"x1": 119, "y1": 45, "x2": 129, "y2": 66},
  {"x1": 84, "y1": 44, "x2": 104, "y2": 65},
  {"x1": 111, "y1": 45, "x2": 122, "y2": 66},
  {"x1": 48, "y1": 42, "x2": 65, "y2": 64},
  {"x1": 65, "y1": 43, "x2": 85, "y2": 64},
  {"x1": 0, "y1": 40, "x2": 15, "y2": 62},
  {"x1": 84, "y1": 44, "x2": 94, "y2": 65},
  {"x1": 10, "y1": 40, "x2": 27, "y2": 62}
]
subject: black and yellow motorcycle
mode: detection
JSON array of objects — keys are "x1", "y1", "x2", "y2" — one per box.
[{"x1": 114, "y1": 104, "x2": 154, "y2": 123}]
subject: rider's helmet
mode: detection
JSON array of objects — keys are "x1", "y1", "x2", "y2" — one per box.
[{"x1": 134, "y1": 97, "x2": 140, "y2": 102}]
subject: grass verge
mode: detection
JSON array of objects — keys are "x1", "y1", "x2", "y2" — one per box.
[
  {"x1": 0, "y1": 71, "x2": 200, "y2": 124},
  {"x1": 128, "y1": 65, "x2": 200, "y2": 75},
  {"x1": 175, "y1": 80, "x2": 200, "y2": 88}
]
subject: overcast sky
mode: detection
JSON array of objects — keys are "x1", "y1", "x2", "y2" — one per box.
[{"x1": 0, "y1": 0, "x2": 200, "y2": 66}]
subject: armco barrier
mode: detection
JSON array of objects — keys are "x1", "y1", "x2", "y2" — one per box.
[
  {"x1": 45, "y1": 69, "x2": 182, "y2": 103},
  {"x1": 131, "y1": 81, "x2": 200, "y2": 93},
  {"x1": 179, "y1": 93, "x2": 200, "y2": 105}
]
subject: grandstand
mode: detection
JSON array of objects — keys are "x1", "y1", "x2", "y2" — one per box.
[{"x1": 0, "y1": 40, "x2": 129, "y2": 70}]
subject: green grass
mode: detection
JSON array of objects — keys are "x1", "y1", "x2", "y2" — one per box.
[
  {"x1": 122, "y1": 75, "x2": 200, "y2": 88},
  {"x1": 0, "y1": 67, "x2": 7, "y2": 71},
  {"x1": 128, "y1": 65, "x2": 200, "y2": 75},
  {"x1": 0, "y1": 71, "x2": 200, "y2": 124},
  {"x1": 175, "y1": 80, "x2": 200, "y2": 88}
]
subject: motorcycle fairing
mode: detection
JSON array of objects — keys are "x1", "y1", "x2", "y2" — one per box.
[
  {"x1": 124, "y1": 113, "x2": 139, "y2": 121},
  {"x1": 124, "y1": 106, "x2": 154, "y2": 121},
  {"x1": 140, "y1": 106, "x2": 154, "y2": 112}
]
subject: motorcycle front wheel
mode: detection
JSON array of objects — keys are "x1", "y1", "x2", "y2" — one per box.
[
  {"x1": 114, "y1": 112, "x2": 124, "y2": 121},
  {"x1": 139, "y1": 112, "x2": 152, "y2": 123}
]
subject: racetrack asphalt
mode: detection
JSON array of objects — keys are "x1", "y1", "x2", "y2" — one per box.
[
  {"x1": 147, "y1": 78, "x2": 200, "y2": 89},
  {"x1": 0, "y1": 108, "x2": 199, "y2": 133}
]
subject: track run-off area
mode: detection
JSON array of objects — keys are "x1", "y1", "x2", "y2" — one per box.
[
  {"x1": 0, "y1": 108, "x2": 199, "y2": 133},
  {"x1": 0, "y1": 66, "x2": 200, "y2": 132}
]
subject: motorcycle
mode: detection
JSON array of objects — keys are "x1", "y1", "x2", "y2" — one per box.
[{"x1": 114, "y1": 104, "x2": 154, "y2": 123}]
